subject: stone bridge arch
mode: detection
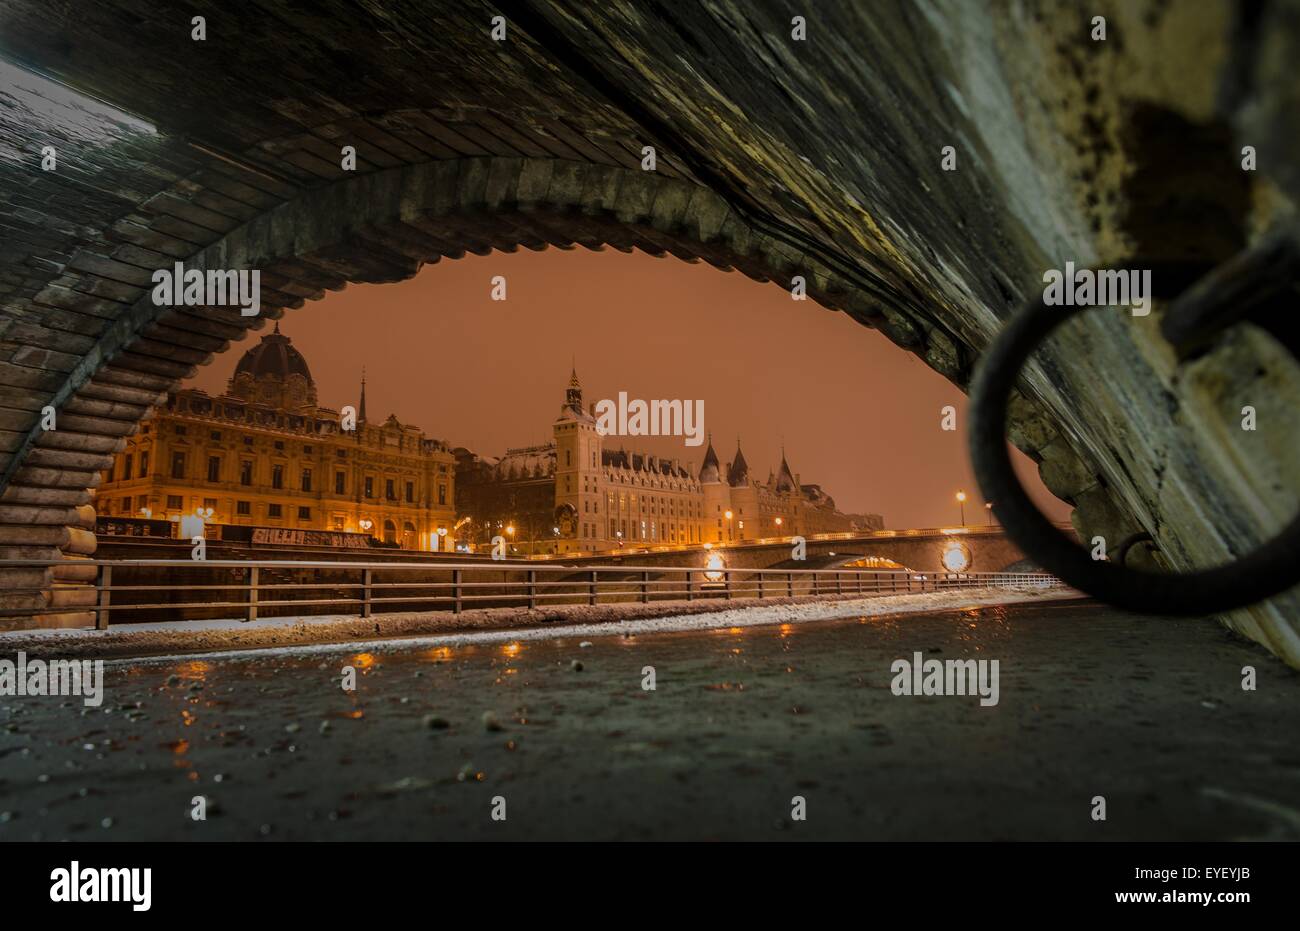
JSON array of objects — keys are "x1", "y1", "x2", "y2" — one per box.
[
  {"x1": 0, "y1": 154, "x2": 986, "y2": 624},
  {"x1": 0, "y1": 2, "x2": 1295, "y2": 664},
  {"x1": 560, "y1": 530, "x2": 1034, "y2": 578},
  {"x1": 725, "y1": 534, "x2": 1029, "y2": 576}
]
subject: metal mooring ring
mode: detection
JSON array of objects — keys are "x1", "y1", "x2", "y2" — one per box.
[{"x1": 968, "y1": 259, "x2": 1300, "y2": 617}]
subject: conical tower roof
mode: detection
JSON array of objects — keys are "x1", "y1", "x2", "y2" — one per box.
[
  {"x1": 728, "y1": 439, "x2": 750, "y2": 487},
  {"x1": 699, "y1": 435, "x2": 721, "y2": 483},
  {"x1": 774, "y1": 449, "x2": 798, "y2": 493}
]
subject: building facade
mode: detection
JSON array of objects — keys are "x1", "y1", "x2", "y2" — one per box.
[
  {"x1": 96, "y1": 325, "x2": 457, "y2": 550},
  {"x1": 456, "y1": 370, "x2": 872, "y2": 555}
]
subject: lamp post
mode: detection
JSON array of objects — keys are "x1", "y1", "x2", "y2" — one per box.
[
  {"x1": 956, "y1": 491, "x2": 967, "y2": 527},
  {"x1": 774, "y1": 516, "x2": 783, "y2": 538},
  {"x1": 985, "y1": 501, "x2": 994, "y2": 526},
  {"x1": 725, "y1": 509, "x2": 734, "y2": 543}
]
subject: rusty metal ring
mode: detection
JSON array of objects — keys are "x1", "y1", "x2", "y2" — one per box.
[
  {"x1": 968, "y1": 264, "x2": 1300, "y2": 616},
  {"x1": 1113, "y1": 531, "x2": 1155, "y2": 566}
]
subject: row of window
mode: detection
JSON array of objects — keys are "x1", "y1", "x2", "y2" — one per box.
[
  {"x1": 105, "y1": 495, "x2": 313, "y2": 521},
  {"x1": 110, "y1": 452, "x2": 447, "y2": 505},
  {"x1": 590, "y1": 493, "x2": 704, "y2": 518},
  {"x1": 603, "y1": 519, "x2": 701, "y2": 543},
  {"x1": 169, "y1": 418, "x2": 451, "y2": 462}
]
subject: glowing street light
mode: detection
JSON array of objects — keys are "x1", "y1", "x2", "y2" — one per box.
[
  {"x1": 955, "y1": 491, "x2": 967, "y2": 526},
  {"x1": 985, "y1": 501, "x2": 994, "y2": 525},
  {"x1": 942, "y1": 539, "x2": 971, "y2": 573}
]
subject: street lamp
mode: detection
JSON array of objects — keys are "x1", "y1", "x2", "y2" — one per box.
[
  {"x1": 437, "y1": 526, "x2": 447, "y2": 552},
  {"x1": 725, "y1": 509, "x2": 734, "y2": 543},
  {"x1": 774, "y1": 516, "x2": 783, "y2": 537},
  {"x1": 955, "y1": 491, "x2": 967, "y2": 526},
  {"x1": 985, "y1": 501, "x2": 994, "y2": 525}
]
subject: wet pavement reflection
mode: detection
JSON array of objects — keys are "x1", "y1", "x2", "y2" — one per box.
[{"x1": 2, "y1": 601, "x2": 1298, "y2": 840}]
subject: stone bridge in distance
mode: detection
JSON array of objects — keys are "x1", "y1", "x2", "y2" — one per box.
[{"x1": 555, "y1": 525, "x2": 1043, "y2": 577}]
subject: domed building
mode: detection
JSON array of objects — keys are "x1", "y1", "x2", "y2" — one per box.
[
  {"x1": 226, "y1": 322, "x2": 319, "y2": 410},
  {"x1": 94, "y1": 324, "x2": 457, "y2": 551}
]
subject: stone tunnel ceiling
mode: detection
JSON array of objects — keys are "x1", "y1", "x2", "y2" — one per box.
[{"x1": 0, "y1": 2, "x2": 1296, "y2": 661}]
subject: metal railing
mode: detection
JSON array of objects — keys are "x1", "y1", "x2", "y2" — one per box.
[{"x1": 0, "y1": 558, "x2": 1065, "y2": 630}]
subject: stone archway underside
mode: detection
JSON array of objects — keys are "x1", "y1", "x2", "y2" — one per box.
[
  {"x1": 0, "y1": 155, "x2": 1075, "y2": 622},
  {"x1": 0, "y1": 1, "x2": 1296, "y2": 664}
]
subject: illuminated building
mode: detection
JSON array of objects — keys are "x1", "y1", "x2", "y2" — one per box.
[
  {"x1": 456, "y1": 369, "x2": 876, "y2": 554},
  {"x1": 95, "y1": 325, "x2": 456, "y2": 550}
]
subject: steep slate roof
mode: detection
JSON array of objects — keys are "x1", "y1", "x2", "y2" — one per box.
[
  {"x1": 727, "y1": 441, "x2": 750, "y2": 487},
  {"x1": 699, "y1": 438, "x2": 722, "y2": 484}
]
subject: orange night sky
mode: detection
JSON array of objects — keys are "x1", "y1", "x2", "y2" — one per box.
[{"x1": 186, "y1": 248, "x2": 1070, "y2": 529}]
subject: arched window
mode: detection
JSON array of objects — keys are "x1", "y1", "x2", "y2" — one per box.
[{"x1": 383, "y1": 519, "x2": 397, "y2": 544}]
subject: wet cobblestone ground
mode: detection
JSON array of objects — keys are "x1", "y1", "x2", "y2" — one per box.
[{"x1": 2, "y1": 600, "x2": 1299, "y2": 841}]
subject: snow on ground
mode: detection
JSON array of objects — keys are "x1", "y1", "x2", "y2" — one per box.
[{"x1": 104, "y1": 586, "x2": 1079, "y2": 667}]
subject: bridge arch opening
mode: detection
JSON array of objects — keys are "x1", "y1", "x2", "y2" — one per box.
[
  {"x1": 0, "y1": 138, "x2": 1283, "y2": 660},
  {"x1": 2, "y1": 150, "x2": 1085, "y2": 627}
]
